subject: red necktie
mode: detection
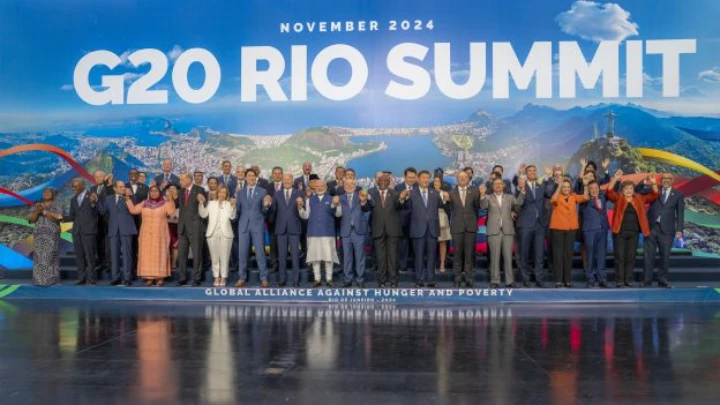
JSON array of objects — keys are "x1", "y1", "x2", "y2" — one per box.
[
  {"x1": 381, "y1": 190, "x2": 386, "y2": 206},
  {"x1": 184, "y1": 189, "x2": 190, "y2": 205}
]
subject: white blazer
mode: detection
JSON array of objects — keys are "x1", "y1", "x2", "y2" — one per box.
[{"x1": 199, "y1": 200, "x2": 237, "y2": 238}]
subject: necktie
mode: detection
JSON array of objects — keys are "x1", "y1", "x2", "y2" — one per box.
[
  {"x1": 224, "y1": 175, "x2": 228, "y2": 184},
  {"x1": 530, "y1": 183, "x2": 535, "y2": 199},
  {"x1": 348, "y1": 193, "x2": 353, "y2": 209},
  {"x1": 116, "y1": 195, "x2": 120, "y2": 206},
  {"x1": 422, "y1": 190, "x2": 428, "y2": 207},
  {"x1": 381, "y1": 190, "x2": 386, "y2": 206},
  {"x1": 248, "y1": 187, "x2": 254, "y2": 201},
  {"x1": 460, "y1": 188, "x2": 466, "y2": 206},
  {"x1": 184, "y1": 189, "x2": 190, "y2": 205},
  {"x1": 77, "y1": 191, "x2": 84, "y2": 206},
  {"x1": 276, "y1": 182, "x2": 281, "y2": 191},
  {"x1": 285, "y1": 189, "x2": 290, "y2": 203},
  {"x1": 663, "y1": 188, "x2": 670, "y2": 204},
  {"x1": 593, "y1": 196, "x2": 601, "y2": 211},
  {"x1": 164, "y1": 174, "x2": 168, "y2": 183}
]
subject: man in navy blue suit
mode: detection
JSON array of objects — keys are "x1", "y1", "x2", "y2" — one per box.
[
  {"x1": 235, "y1": 168, "x2": 273, "y2": 288},
  {"x1": 98, "y1": 181, "x2": 137, "y2": 286},
  {"x1": 580, "y1": 180, "x2": 611, "y2": 288},
  {"x1": 400, "y1": 170, "x2": 448, "y2": 288},
  {"x1": 515, "y1": 165, "x2": 551, "y2": 288},
  {"x1": 270, "y1": 173, "x2": 304, "y2": 287},
  {"x1": 217, "y1": 160, "x2": 239, "y2": 195},
  {"x1": 338, "y1": 179, "x2": 373, "y2": 288},
  {"x1": 64, "y1": 178, "x2": 100, "y2": 285},
  {"x1": 644, "y1": 173, "x2": 684, "y2": 288},
  {"x1": 154, "y1": 159, "x2": 181, "y2": 189},
  {"x1": 395, "y1": 167, "x2": 418, "y2": 273}
]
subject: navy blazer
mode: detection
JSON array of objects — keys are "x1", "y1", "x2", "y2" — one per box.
[
  {"x1": 515, "y1": 182, "x2": 551, "y2": 228},
  {"x1": 402, "y1": 187, "x2": 444, "y2": 239},
  {"x1": 217, "y1": 174, "x2": 238, "y2": 196},
  {"x1": 271, "y1": 188, "x2": 303, "y2": 235},
  {"x1": 235, "y1": 185, "x2": 269, "y2": 233},
  {"x1": 580, "y1": 193, "x2": 611, "y2": 232},
  {"x1": 338, "y1": 190, "x2": 373, "y2": 237},
  {"x1": 99, "y1": 194, "x2": 137, "y2": 237},
  {"x1": 293, "y1": 175, "x2": 312, "y2": 190},
  {"x1": 647, "y1": 188, "x2": 684, "y2": 235},
  {"x1": 154, "y1": 173, "x2": 181, "y2": 188},
  {"x1": 65, "y1": 191, "x2": 99, "y2": 235}
]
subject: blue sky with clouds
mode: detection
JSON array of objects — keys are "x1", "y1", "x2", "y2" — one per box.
[{"x1": 0, "y1": 0, "x2": 719, "y2": 131}]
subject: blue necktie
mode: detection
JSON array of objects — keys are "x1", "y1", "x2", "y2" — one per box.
[{"x1": 422, "y1": 190, "x2": 428, "y2": 207}]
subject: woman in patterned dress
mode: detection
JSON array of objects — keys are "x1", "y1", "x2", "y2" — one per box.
[
  {"x1": 126, "y1": 186, "x2": 176, "y2": 286},
  {"x1": 29, "y1": 187, "x2": 63, "y2": 286}
]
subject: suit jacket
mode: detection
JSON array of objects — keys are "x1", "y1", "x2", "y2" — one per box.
[
  {"x1": 128, "y1": 182, "x2": 149, "y2": 205},
  {"x1": 257, "y1": 177, "x2": 271, "y2": 193},
  {"x1": 580, "y1": 193, "x2": 611, "y2": 232},
  {"x1": 89, "y1": 183, "x2": 114, "y2": 199},
  {"x1": 516, "y1": 182, "x2": 551, "y2": 228},
  {"x1": 271, "y1": 188, "x2": 303, "y2": 235},
  {"x1": 606, "y1": 186, "x2": 659, "y2": 237},
  {"x1": 338, "y1": 190, "x2": 372, "y2": 237},
  {"x1": 199, "y1": 200, "x2": 236, "y2": 238},
  {"x1": 368, "y1": 187, "x2": 403, "y2": 238},
  {"x1": 647, "y1": 188, "x2": 684, "y2": 235},
  {"x1": 484, "y1": 179, "x2": 513, "y2": 195},
  {"x1": 177, "y1": 184, "x2": 207, "y2": 235},
  {"x1": 293, "y1": 175, "x2": 312, "y2": 190},
  {"x1": 327, "y1": 179, "x2": 346, "y2": 196},
  {"x1": 65, "y1": 191, "x2": 99, "y2": 235},
  {"x1": 447, "y1": 186, "x2": 481, "y2": 234},
  {"x1": 99, "y1": 194, "x2": 137, "y2": 237},
  {"x1": 154, "y1": 173, "x2": 181, "y2": 188},
  {"x1": 394, "y1": 182, "x2": 417, "y2": 228},
  {"x1": 403, "y1": 187, "x2": 445, "y2": 239},
  {"x1": 235, "y1": 185, "x2": 269, "y2": 233},
  {"x1": 217, "y1": 174, "x2": 238, "y2": 196},
  {"x1": 479, "y1": 192, "x2": 525, "y2": 236}
]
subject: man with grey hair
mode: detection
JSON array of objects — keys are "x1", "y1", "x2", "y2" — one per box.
[
  {"x1": 176, "y1": 172, "x2": 208, "y2": 286},
  {"x1": 90, "y1": 170, "x2": 114, "y2": 272},
  {"x1": 154, "y1": 159, "x2": 180, "y2": 188},
  {"x1": 64, "y1": 178, "x2": 100, "y2": 285}
]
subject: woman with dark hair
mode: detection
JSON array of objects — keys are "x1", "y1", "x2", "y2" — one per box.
[
  {"x1": 29, "y1": 187, "x2": 63, "y2": 286},
  {"x1": 165, "y1": 184, "x2": 180, "y2": 271},
  {"x1": 606, "y1": 170, "x2": 659, "y2": 287},
  {"x1": 126, "y1": 185, "x2": 176, "y2": 286},
  {"x1": 549, "y1": 177, "x2": 589, "y2": 288},
  {"x1": 433, "y1": 171, "x2": 451, "y2": 274}
]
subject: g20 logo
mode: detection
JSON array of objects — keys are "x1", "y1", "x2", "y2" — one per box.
[{"x1": 73, "y1": 48, "x2": 220, "y2": 105}]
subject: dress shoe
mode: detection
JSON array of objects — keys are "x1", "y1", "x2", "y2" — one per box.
[
  {"x1": 292, "y1": 283, "x2": 300, "y2": 287},
  {"x1": 564, "y1": 283, "x2": 573, "y2": 288},
  {"x1": 261, "y1": 280, "x2": 269, "y2": 288},
  {"x1": 122, "y1": 281, "x2": 132, "y2": 287},
  {"x1": 616, "y1": 283, "x2": 624, "y2": 288},
  {"x1": 624, "y1": 282, "x2": 634, "y2": 287},
  {"x1": 507, "y1": 283, "x2": 516, "y2": 289},
  {"x1": 390, "y1": 283, "x2": 399, "y2": 288},
  {"x1": 490, "y1": 283, "x2": 500, "y2": 289},
  {"x1": 314, "y1": 281, "x2": 323, "y2": 288},
  {"x1": 415, "y1": 283, "x2": 425, "y2": 288},
  {"x1": 535, "y1": 282, "x2": 545, "y2": 288},
  {"x1": 356, "y1": 282, "x2": 365, "y2": 289},
  {"x1": 465, "y1": 283, "x2": 475, "y2": 288},
  {"x1": 74, "y1": 280, "x2": 86, "y2": 286},
  {"x1": 235, "y1": 280, "x2": 246, "y2": 288},
  {"x1": 276, "y1": 282, "x2": 287, "y2": 287},
  {"x1": 325, "y1": 281, "x2": 334, "y2": 288},
  {"x1": 555, "y1": 283, "x2": 563, "y2": 288},
  {"x1": 88, "y1": 281, "x2": 97, "y2": 286},
  {"x1": 641, "y1": 281, "x2": 652, "y2": 287},
  {"x1": 176, "y1": 280, "x2": 187, "y2": 287},
  {"x1": 110, "y1": 280, "x2": 122, "y2": 286},
  {"x1": 426, "y1": 282, "x2": 436, "y2": 288},
  {"x1": 599, "y1": 281, "x2": 608, "y2": 288},
  {"x1": 192, "y1": 281, "x2": 202, "y2": 287},
  {"x1": 523, "y1": 281, "x2": 532, "y2": 288},
  {"x1": 586, "y1": 282, "x2": 595, "y2": 288},
  {"x1": 343, "y1": 282, "x2": 353, "y2": 288},
  {"x1": 659, "y1": 281, "x2": 673, "y2": 289},
  {"x1": 453, "y1": 282, "x2": 461, "y2": 289},
  {"x1": 378, "y1": 283, "x2": 386, "y2": 288}
]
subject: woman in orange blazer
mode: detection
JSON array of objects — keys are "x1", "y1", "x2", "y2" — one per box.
[
  {"x1": 550, "y1": 176, "x2": 589, "y2": 288},
  {"x1": 606, "y1": 170, "x2": 659, "y2": 288}
]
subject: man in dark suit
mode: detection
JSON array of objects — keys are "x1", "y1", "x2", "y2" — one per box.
[
  {"x1": 368, "y1": 174, "x2": 403, "y2": 287},
  {"x1": 515, "y1": 165, "x2": 551, "y2": 288},
  {"x1": 64, "y1": 178, "x2": 100, "y2": 285},
  {"x1": 235, "y1": 168, "x2": 273, "y2": 287},
  {"x1": 327, "y1": 165, "x2": 346, "y2": 196},
  {"x1": 127, "y1": 168, "x2": 148, "y2": 278},
  {"x1": 98, "y1": 181, "x2": 137, "y2": 286},
  {"x1": 154, "y1": 159, "x2": 181, "y2": 188},
  {"x1": 644, "y1": 173, "x2": 684, "y2": 288},
  {"x1": 266, "y1": 166, "x2": 284, "y2": 274},
  {"x1": 252, "y1": 165, "x2": 270, "y2": 191},
  {"x1": 580, "y1": 180, "x2": 611, "y2": 288},
  {"x1": 400, "y1": 170, "x2": 448, "y2": 288},
  {"x1": 338, "y1": 180, "x2": 373, "y2": 288},
  {"x1": 176, "y1": 173, "x2": 208, "y2": 286},
  {"x1": 446, "y1": 171, "x2": 482, "y2": 288},
  {"x1": 270, "y1": 173, "x2": 304, "y2": 286},
  {"x1": 485, "y1": 165, "x2": 513, "y2": 194},
  {"x1": 395, "y1": 167, "x2": 418, "y2": 273},
  {"x1": 217, "y1": 160, "x2": 238, "y2": 195},
  {"x1": 293, "y1": 161, "x2": 314, "y2": 190},
  {"x1": 89, "y1": 170, "x2": 113, "y2": 272}
]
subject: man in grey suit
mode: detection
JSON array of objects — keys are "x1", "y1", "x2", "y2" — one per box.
[
  {"x1": 644, "y1": 173, "x2": 684, "y2": 288},
  {"x1": 176, "y1": 173, "x2": 208, "y2": 286},
  {"x1": 368, "y1": 174, "x2": 404, "y2": 287},
  {"x1": 447, "y1": 171, "x2": 482, "y2": 288},
  {"x1": 479, "y1": 177, "x2": 526, "y2": 288},
  {"x1": 98, "y1": 181, "x2": 137, "y2": 286}
]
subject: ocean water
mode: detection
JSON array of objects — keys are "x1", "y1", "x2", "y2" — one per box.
[{"x1": 348, "y1": 135, "x2": 452, "y2": 179}]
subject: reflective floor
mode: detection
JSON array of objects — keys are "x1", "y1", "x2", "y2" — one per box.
[{"x1": 1, "y1": 302, "x2": 719, "y2": 405}]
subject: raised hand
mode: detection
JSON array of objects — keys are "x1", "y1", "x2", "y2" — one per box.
[
  {"x1": 478, "y1": 183, "x2": 487, "y2": 195},
  {"x1": 35, "y1": 202, "x2": 44, "y2": 211},
  {"x1": 601, "y1": 158, "x2": 610, "y2": 170},
  {"x1": 614, "y1": 169, "x2": 623, "y2": 180},
  {"x1": 649, "y1": 174, "x2": 657, "y2": 185},
  {"x1": 518, "y1": 163, "x2": 526, "y2": 174},
  {"x1": 230, "y1": 197, "x2": 237, "y2": 206},
  {"x1": 441, "y1": 191, "x2": 450, "y2": 201},
  {"x1": 305, "y1": 187, "x2": 313, "y2": 198},
  {"x1": 332, "y1": 195, "x2": 340, "y2": 206},
  {"x1": 517, "y1": 177, "x2": 527, "y2": 192},
  {"x1": 104, "y1": 174, "x2": 114, "y2": 184},
  {"x1": 296, "y1": 197, "x2": 304, "y2": 208},
  {"x1": 399, "y1": 189, "x2": 410, "y2": 200},
  {"x1": 359, "y1": 189, "x2": 368, "y2": 203},
  {"x1": 197, "y1": 194, "x2": 206, "y2": 204},
  {"x1": 580, "y1": 158, "x2": 588, "y2": 169},
  {"x1": 89, "y1": 193, "x2": 98, "y2": 203},
  {"x1": 544, "y1": 166, "x2": 553, "y2": 177},
  {"x1": 263, "y1": 195, "x2": 273, "y2": 207}
]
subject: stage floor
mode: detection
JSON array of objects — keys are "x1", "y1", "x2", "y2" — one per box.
[
  {"x1": 1, "y1": 281, "x2": 720, "y2": 304},
  {"x1": 1, "y1": 301, "x2": 719, "y2": 405}
]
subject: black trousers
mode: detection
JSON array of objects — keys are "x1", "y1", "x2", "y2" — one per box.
[
  {"x1": 614, "y1": 231, "x2": 639, "y2": 284},
  {"x1": 643, "y1": 229, "x2": 672, "y2": 283},
  {"x1": 551, "y1": 229, "x2": 575, "y2": 284},
  {"x1": 73, "y1": 233, "x2": 97, "y2": 283},
  {"x1": 178, "y1": 228, "x2": 205, "y2": 283},
  {"x1": 452, "y1": 231, "x2": 476, "y2": 285},
  {"x1": 373, "y1": 234, "x2": 398, "y2": 285}
]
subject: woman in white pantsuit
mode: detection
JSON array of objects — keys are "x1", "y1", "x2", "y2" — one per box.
[{"x1": 198, "y1": 186, "x2": 237, "y2": 286}]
